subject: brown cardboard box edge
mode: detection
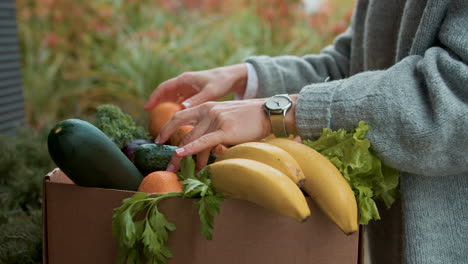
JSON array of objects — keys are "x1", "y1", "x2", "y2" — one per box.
[{"x1": 43, "y1": 168, "x2": 362, "y2": 264}]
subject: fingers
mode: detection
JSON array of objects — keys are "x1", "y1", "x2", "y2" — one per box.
[
  {"x1": 144, "y1": 75, "x2": 198, "y2": 111},
  {"x1": 157, "y1": 108, "x2": 201, "y2": 144},
  {"x1": 180, "y1": 119, "x2": 216, "y2": 170},
  {"x1": 176, "y1": 130, "x2": 225, "y2": 157},
  {"x1": 166, "y1": 130, "x2": 225, "y2": 172},
  {"x1": 181, "y1": 83, "x2": 216, "y2": 109},
  {"x1": 165, "y1": 146, "x2": 211, "y2": 172},
  {"x1": 144, "y1": 77, "x2": 178, "y2": 110},
  {"x1": 176, "y1": 118, "x2": 210, "y2": 146},
  {"x1": 166, "y1": 154, "x2": 182, "y2": 173},
  {"x1": 145, "y1": 66, "x2": 242, "y2": 111},
  {"x1": 195, "y1": 149, "x2": 211, "y2": 172}
]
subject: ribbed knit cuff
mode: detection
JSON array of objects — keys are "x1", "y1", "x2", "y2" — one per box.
[
  {"x1": 295, "y1": 81, "x2": 342, "y2": 139},
  {"x1": 244, "y1": 56, "x2": 286, "y2": 98}
]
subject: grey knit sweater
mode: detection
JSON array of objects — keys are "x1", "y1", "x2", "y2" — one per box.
[{"x1": 245, "y1": 0, "x2": 468, "y2": 263}]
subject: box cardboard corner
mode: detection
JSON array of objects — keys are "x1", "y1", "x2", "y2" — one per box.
[{"x1": 43, "y1": 168, "x2": 362, "y2": 264}]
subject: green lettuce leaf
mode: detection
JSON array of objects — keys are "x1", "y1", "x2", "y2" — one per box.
[{"x1": 302, "y1": 121, "x2": 400, "y2": 224}]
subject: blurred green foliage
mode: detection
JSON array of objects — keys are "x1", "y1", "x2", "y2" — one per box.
[
  {"x1": 0, "y1": 126, "x2": 54, "y2": 264},
  {"x1": 16, "y1": 0, "x2": 353, "y2": 128}
]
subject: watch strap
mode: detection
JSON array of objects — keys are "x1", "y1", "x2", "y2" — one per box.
[{"x1": 270, "y1": 113, "x2": 288, "y2": 137}]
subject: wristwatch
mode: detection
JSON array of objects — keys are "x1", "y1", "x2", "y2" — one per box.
[{"x1": 263, "y1": 94, "x2": 292, "y2": 137}]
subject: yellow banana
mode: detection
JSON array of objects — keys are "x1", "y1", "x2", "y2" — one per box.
[
  {"x1": 209, "y1": 158, "x2": 310, "y2": 222},
  {"x1": 215, "y1": 142, "x2": 305, "y2": 186},
  {"x1": 261, "y1": 133, "x2": 296, "y2": 141},
  {"x1": 265, "y1": 138, "x2": 358, "y2": 234}
]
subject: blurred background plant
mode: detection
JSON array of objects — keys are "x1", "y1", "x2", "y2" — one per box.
[
  {"x1": 17, "y1": 0, "x2": 354, "y2": 128},
  {"x1": 1, "y1": 0, "x2": 354, "y2": 263}
]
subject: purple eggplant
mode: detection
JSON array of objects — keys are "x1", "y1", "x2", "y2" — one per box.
[{"x1": 121, "y1": 139, "x2": 154, "y2": 162}]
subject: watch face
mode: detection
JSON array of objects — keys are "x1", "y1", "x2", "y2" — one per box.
[{"x1": 265, "y1": 95, "x2": 292, "y2": 111}]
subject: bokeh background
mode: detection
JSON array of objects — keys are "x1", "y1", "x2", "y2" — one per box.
[{"x1": 0, "y1": 0, "x2": 354, "y2": 263}]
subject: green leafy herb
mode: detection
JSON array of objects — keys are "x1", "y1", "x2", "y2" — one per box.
[
  {"x1": 112, "y1": 155, "x2": 223, "y2": 264},
  {"x1": 302, "y1": 121, "x2": 400, "y2": 224},
  {"x1": 177, "y1": 155, "x2": 196, "y2": 181},
  {"x1": 196, "y1": 195, "x2": 224, "y2": 240},
  {"x1": 180, "y1": 156, "x2": 224, "y2": 240},
  {"x1": 112, "y1": 192, "x2": 181, "y2": 264}
]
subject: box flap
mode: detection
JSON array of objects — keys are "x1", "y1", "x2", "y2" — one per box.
[
  {"x1": 42, "y1": 174, "x2": 48, "y2": 264},
  {"x1": 43, "y1": 168, "x2": 76, "y2": 264},
  {"x1": 45, "y1": 168, "x2": 74, "y2": 184}
]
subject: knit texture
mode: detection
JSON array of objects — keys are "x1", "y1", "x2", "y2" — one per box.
[{"x1": 245, "y1": 0, "x2": 468, "y2": 263}]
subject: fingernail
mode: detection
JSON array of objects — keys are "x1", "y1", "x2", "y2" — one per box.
[
  {"x1": 154, "y1": 135, "x2": 160, "y2": 144},
  {"x1": 167, "y1": 163, "x2": 175, "y2": 172},
  {"x1": 175, "y1": 147, "x2": 187, "y2": 156},
  {"x1": 181, "y1": 101, "x2": 191, "y2": 109}
]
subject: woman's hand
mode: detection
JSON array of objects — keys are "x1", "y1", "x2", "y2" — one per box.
[
  {"x1": 144, "y1": 64, "x2": 248, "y2": 110},
  {"x1": 157, "y1": 99, "x2": 271, "y2": 171},
  {"x1": 158, "y1": 95, "x2": 298, "y2": 172}
]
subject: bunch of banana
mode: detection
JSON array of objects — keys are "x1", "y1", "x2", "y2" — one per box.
[
  {"x1": 215, "y1": 142, "x2": 306, "y2": 187},
  {"x1": 265, "y1": 138, "x2": 358, "y2": 235},
  {"x1": 209, "y1": 158, "x2": 310, "y2": 222}
]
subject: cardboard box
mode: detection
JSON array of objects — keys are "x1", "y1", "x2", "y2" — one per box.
[{"x1": 43, "y1": 168, "x2": 361, "y2": 264}]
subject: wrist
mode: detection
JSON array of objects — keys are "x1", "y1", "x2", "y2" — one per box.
[{"x1": 229, "y1": 63, "x2": 248, "y2": 96}]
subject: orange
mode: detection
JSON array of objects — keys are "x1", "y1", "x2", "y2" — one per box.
[
  {"x1": 148, "y1": 102, "x2": 183, "y2": 139},
  {"x1": 137, "y1": 171, "x2": 183, "y2": 193},
  {"x1": 212, "y1": 144, "x2": 228, "y2": 155},
  {"x1": 170, "y1": 125, "x2": 194, "y2": 146}
]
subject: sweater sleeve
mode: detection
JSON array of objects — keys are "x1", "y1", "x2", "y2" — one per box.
[
  {"x1": 244, "y1": 27, "x2": 353, "y2": 98},
  {"x1": 296, "y1": 5, "x2": 468, "y2": 177}
]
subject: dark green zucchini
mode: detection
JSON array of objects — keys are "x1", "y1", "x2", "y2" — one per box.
[{"x1": 47, "y1": 119, "x2": 143, "y2": 191}]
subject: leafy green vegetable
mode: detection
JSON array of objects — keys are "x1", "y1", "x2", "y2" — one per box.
[
  {"x1": 95, "y1": 104, "x2": 151, "y2": 148},
  {"x1": 177, "y1": 154, "x2": 196, "y2": 181},
  {"x1": 302, "y1": 121, "x2": 400, "y2": 224},
  {"x1": 181, "y1": 161, "x2": 223, "y2": 240},
  {"x1": 112, "y1": 155, "x2": 223, "y2": 264},
  {"x1": 196, "y1": 195, "x2": 223, "y2": 240},
  {"x1": 112, "y1": 192, "x2": 181, "y2": 264}
]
